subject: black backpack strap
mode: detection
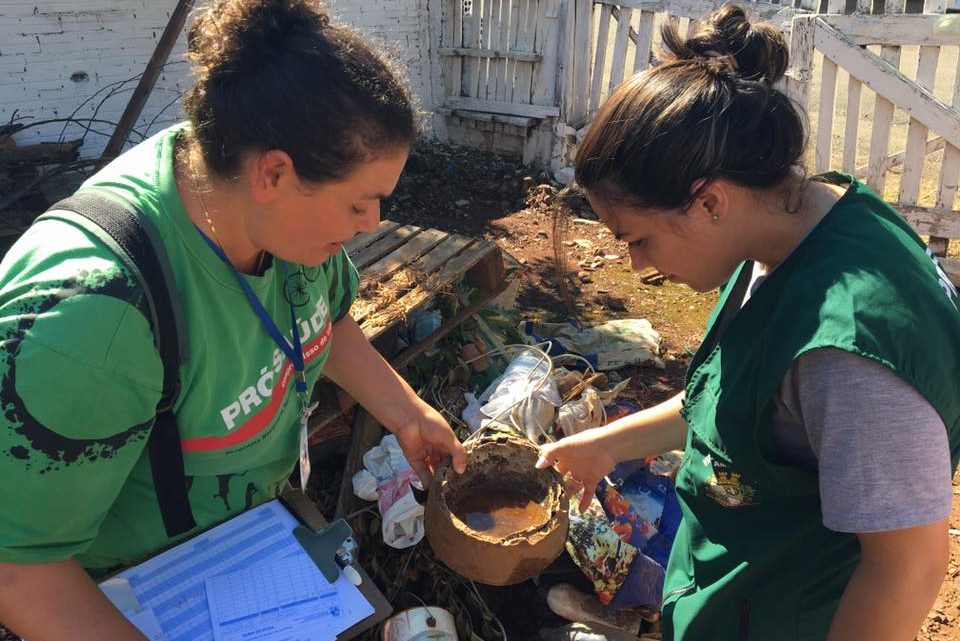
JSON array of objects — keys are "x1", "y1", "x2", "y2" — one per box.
[{"x1": 41, "y1": 190, "x2": 197, "y2": 537}]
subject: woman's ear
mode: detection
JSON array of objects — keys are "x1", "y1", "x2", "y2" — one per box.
[
  {"x1": 688, "y1": 180, "x2": 729, "y2": 223},
  {"x1": 248, "y1": 150, "x2": 296, "y2": 205}
]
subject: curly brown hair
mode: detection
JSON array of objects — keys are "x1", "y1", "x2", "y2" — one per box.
[{"x1": 183, "y1": 0, "x2": 421, "y2": 182}]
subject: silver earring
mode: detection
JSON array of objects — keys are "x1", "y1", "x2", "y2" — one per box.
[{"x1": 711, "y1": 213, "x2": 719, "y2": 221}]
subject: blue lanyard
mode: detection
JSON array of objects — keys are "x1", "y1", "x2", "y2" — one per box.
[{"x1": 198, "y1": 230, "x2": 308, "y2": 395}]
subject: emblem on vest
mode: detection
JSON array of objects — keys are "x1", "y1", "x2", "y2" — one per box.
[{"x1": 703, "y1": 458, "x2": 759, "y2": 508}]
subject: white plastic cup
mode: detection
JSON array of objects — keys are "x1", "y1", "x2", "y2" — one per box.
[{"x1": 382, "y1": 606, "x2": 459, "y2": 641}]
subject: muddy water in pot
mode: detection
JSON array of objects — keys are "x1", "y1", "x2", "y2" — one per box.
[{"x1": 455, "y1": 489, "x2": 549, "y2": 537}]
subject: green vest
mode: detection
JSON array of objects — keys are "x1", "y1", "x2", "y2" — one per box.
[{"x1": 662, "y1": 175, "x2": 960, "y2": 641}]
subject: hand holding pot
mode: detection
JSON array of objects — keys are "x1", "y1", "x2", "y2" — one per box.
[
  {"x1": 393, "y1": 400, "x2": 467, "y2": 486},
  {"x1": 536, "y1": 428, "x2": 617, "y2": 512}
]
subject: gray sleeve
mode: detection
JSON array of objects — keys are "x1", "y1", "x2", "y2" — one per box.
[{"x1": 774, "y1": 348, "x2": 952, "y2": 533}]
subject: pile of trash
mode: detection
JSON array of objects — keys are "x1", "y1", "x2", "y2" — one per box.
[{"x1": 352, "y1": 317, "x2": 680, "y2": 640}]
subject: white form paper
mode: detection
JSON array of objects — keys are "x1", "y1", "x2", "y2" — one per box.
[
  {"x1": 205, "y1": 554, "x2": 372, "y2": 641},
  {"x1": 105, "y1": 500, "x2": 373, "y2": 641}
]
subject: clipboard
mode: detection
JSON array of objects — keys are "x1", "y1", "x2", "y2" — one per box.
[
  {"x1": 99, "y1": 492, "x2": 392, "y2": 641},
  {"x1": 279, "y1": 490, "x2": 393, "y2": 638}
]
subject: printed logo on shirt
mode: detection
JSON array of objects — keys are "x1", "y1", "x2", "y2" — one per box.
[
  {"x1": 927, "y1": 248, "x2": 959, "y2": 311},
  {"x1": 703, "y1": 460, "x2": 759, "y2": 508},
  {"x1": 181, "y1": 296, "x2": 332, "y2": 453}
]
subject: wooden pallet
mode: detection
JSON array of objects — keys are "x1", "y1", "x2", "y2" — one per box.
[{"x1": 307, "y1": 220, "x2": 506, "y2": 440}]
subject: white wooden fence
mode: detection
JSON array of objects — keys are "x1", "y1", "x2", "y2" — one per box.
[{"x1": 432, "y1": 0, "x2": 960, "y2": 277}]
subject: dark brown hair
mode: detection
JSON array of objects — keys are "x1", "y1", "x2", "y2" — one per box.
[
  {"x1": 183, "y1": 0, "x2": 420, "y2": 182},
  {"x1": 575, "y1": 4, "x2": 804, "y2": 210}
]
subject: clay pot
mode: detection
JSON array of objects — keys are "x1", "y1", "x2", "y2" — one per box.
[{"x1": 424, "y1": 434, "x2": 569, "y2": 586}]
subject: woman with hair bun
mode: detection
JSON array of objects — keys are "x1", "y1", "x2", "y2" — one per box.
[
  {"x1": 0, "y1": 1, "x2": 465, "y2": 638},
  {"x1": 538, "y1": 5, "x2": 960, "y2": 640}
]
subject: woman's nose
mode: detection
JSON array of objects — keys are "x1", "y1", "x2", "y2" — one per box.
[
  {"x1": 359, "y1": 203, "x2": 381, "y2": 233},
  {"x1": 629, "y1": 244, "x2": 649, "y2": 272}
]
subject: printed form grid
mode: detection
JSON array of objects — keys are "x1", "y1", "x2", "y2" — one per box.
[{"x1": 117, "y1": 502, "x2": 307, "y2": 641}]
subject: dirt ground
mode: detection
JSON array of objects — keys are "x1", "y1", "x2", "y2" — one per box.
[{"x1": 1, "y1": 141, "x2": 958, "y2": 640}]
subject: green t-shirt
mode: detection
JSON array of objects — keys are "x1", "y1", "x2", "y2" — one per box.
[{"x1": 0, "y1": 124, "x2": 359, "y2": 573}]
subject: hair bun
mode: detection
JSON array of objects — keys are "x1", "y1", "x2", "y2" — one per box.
[
  {"x1": 660, "y1": 4, "x2": 788, "y2": 85},
  {"x1": 187, "y1": 0, "x2": 329, "y2": 78}
]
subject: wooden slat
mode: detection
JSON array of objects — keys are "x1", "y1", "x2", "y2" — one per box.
[
  {"x1": 488, "y1": 0, "x2": 505, "y2": 101},
  {"x1": 435, "y1": 106, "x2": 536, "y2": 127},
  {"x1": 934, "y1": 48, "x2": 960, "y2": 216},
  {"x1": 363, "y1": 229, "x2": 450, "y2": 281},
  {"x1": 439, "y1": 46, "x2": 542, "y2": 61},
  {"x1": 608, "y1": 6, "x2": 632, "y2": 93},
  {"x1": 480, "y1": 0, "x2": 496, "y2": 100},
  {"x1": 567, "y1": 0, "x2": 594, "y2": 124},
  {"x1": 444, "y1": 96, "x2": 560, "y2": 117},
  {"x1": 590, "y1": 4, "x2": 613, "y2": 112},
  {"x1": 506, "y1": 0, "x2": 523, "y2": 101},
  {"x1": 462, "y1": 0, "x2": 482, "y2": 97},
  {"x1": 867, "y1": 43, "x2": 902, "y2": 196},
  {"x1": 842, "y1": 75, "x2": 862, "y2": 174},
  {"x1": 785, "y1": 15, "x2": 815, "y2": 113},
  {"x1": 818, "y1": 15, "x2": 959, "y2": 48},
  {"x1": 532, "y1": 0, "x2": 562, "y2": 107},
  {"x1": 899, "y1": 205, "x2": 960, "y2": 239},
  {"x1": 351, "y1": 225, "x2": 423, "y2": 270},
  {"x1": 514, "y1": 0, "x2": 538, "y2": 104},
  {"x1": 815, "y1": 57, "x2": 839, "y2": 173},
  {"x1": 344, "y1": 220, "x2": 401, "y2": 255},
  {"x1": 898, "y1": 42, "x2": 940, "y2": 205},
  {"x1": 634, "y1": 10, "x2": 655, "y2": 72},
  {"x1": 449, "y1": 0, "x2": 464, "y2": 99}
]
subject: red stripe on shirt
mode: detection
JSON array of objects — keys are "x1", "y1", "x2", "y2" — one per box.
[{"x1": 181, "y1": 320, "x2": 332, "y2": 453}]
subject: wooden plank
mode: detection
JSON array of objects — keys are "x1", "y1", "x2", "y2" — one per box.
[
  {"x1": 785, "y1": 15, "x2": 815, "y2": 114},
  {"x1": 435, "y1": 106, "x2": 537, "y2": 126},
  {"x1": 351, "y1": 225, "x2": 423, "y2": 271},
  {"x1": 814, "y1": 22, "x2": 960, "y2": 160},
  {"x1": 488, "y1": 0, "x2": 506, "y2": 101},
  {"x1": 934, "y1": 48, "x2": 960, "y2": 216},
  {"x1": 444, "y1": 95, "x2": 560, "y2": 117},
  {"x1": 531, "y1": 0, "x2": 562, "y2": 108},
  {"x1": 506, "y1": 0, "x2": 523, "y2": 101},
  {"x1": 497, "y1": 0, "x2": 514, "y2": 102},
  {"x1": 334, "y1": 409, "x2": 384, "y2": 520},
  {"x1": 634, "y1": 10, "x2": 655, "y2": 72},
  {"x1": 462, "y1": 0, "x2": 482, "y2": 98},
  {"x1": 344, "y1": 220, "x2": 401, "y2": 255},
  {"x1": 440, "y1": 46, "x2": 542, "y2": 61},
  {"x1": 898, "y1": 42, "x2": 940, "y2": 205},
  {"x1": 815, "y1": 57, "x2": 839, "y2": 173},
  {"x1": 899, "y1": 204, "x2": 960, "y2": 239},
  {"x1": 608, "y1": 6, "x2": 633, "y2": 93},
  {"x1": 567, "y1": 0, "x2": 595, "y2": 124},
  {"x1": 450, "y1": 0, "x2": 464, "y2": 99},
  {"x1": 591, "y1": 4, "x2": 613, "y2": 113},
  {"x1": 515, "y1": 0, "x2": 539, "y2": 104},
  {"x1": 480, "y1": 0, "x2": 496, "y2": 100},
  {"x1": 363, "y1": 229, "x2": 450, "y2": 281},
  {"x1": 936, "y1": 144, "x2": 960, "y2": 213},
  {"x1": 842, "y1": 75, "x2": 862, "y2": 174},
  {"x1": 819, "y1": 15, "x2": 958, "y2": 47}
]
